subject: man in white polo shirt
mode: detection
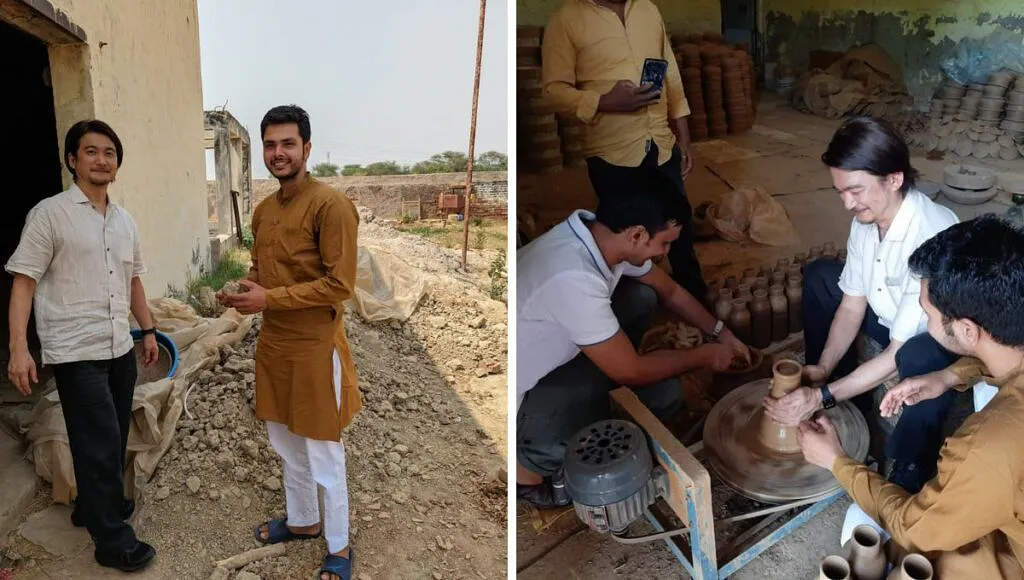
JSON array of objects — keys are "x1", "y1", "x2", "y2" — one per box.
[
  {"x1": 516, "y1": 182, "x2": 749, "y2": 507},
  {"x1": 763, "y1": 117, "x2": 960, "y2": 494}
]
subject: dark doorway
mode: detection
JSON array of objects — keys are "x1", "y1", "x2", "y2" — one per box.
[
  {"x1": 0, "y1": 20, "x2": 63, "y2": 373},
  {"x1": 721, "y1": 0, "x2": 757, "y2": 61}
]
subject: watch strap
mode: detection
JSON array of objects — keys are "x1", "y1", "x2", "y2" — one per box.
[
  {"x1": 711, "y1": 319, "x2": 724, "y2": 340},
  {"x1": 140, "y1": 327, "x2": 156, "y2": 336},
  {"x1": 820, "y1": 385, "x2": 836, "y2": 409}
]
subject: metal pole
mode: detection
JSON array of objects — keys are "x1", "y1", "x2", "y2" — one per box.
[{"x1": 461, "y1": 0, "x2": 486, "y2": 270}]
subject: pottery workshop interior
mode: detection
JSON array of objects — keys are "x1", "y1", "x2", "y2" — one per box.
[{"x1": 515, "y1": 0, "x2": 1024, "y2": 578}]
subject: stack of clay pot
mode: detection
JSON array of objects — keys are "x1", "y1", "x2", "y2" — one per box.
[
  {"x1": 671, "y1": 31, "x2": 757, "y2": 141},
  {"x1": 940, "y1": 163, "x2": 998, "y2": 205},
  {"x1": 817, "y1": 525, "x2": 934, "y2": 580},
  {"x1": 723, "y1": 55, "x2": 753, "y2": 133},
  {"x1": 918, "y1": 71, "x2": 1024, "y2": 160},
  {"x1": 557, "y1": 114, "x2": 586, "y2": 167},
  {"x1": 703, "y1": 64, "x2": 728, "y2": 137},
  {"x1": 516, "y1": 26, "x2": 542, "y2": 67}
]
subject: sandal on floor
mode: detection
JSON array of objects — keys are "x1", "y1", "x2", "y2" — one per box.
[
  {"x1": 253, "y1": 518, "x2": 322, "y2": 544},
  {"x1": 317, "y1": 549, "x2": 354, "y2": 580}
]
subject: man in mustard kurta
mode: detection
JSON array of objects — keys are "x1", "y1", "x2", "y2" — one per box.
[
  {"x1": 218, "y1": 105, "x2": 360, "y2": 580},
  {"x1": 797, "y1": 214, "x2": 1024, "y2": 579},
  {"x1": 541, "y1": 0, "x2": 706, "y2": 298}
]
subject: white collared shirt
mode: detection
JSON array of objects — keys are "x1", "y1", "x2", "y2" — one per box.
[
  {"x1": 516, "y1": 209, "x2": 652, "y2": 412},
  {"x1": 837, "y1": 189, "x2": 958, "y2": 342},
  {"x1": 5, "y1": 184, "x2": 147, "y2": 365}
]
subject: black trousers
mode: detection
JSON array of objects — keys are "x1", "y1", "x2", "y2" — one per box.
[
  {"x1": 802, "y1": 259, "x2": 959, "y2": 488},
  {"x1": 53, "y1": 349, "x2": 138, "y2": 553},
  {"x1": 586, "y1": 143, "x2": 707, "y2": 299}
]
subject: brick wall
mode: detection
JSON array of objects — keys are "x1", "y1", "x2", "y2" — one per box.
[{"x1": 253, "y1": 171, "x2": 508, "y2": 221}]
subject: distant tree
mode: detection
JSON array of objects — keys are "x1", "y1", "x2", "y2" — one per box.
[
  {"x1": 341, "y1": 164, "x2": 366, "y2": 176},
  {"x1": 364, "y1": 160, "x2": 408, "y2": 175},
  {"x1": 312, "y1": 162, "x2": 340, "y2": 177},
  {"x1": 475, "y1": 151, "x2": 507, "y2": 171}
]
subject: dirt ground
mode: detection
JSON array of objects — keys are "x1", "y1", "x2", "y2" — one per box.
[
  {"x1": 4, "y1": 209, "x2": 508, "y2": 580},
  {"x1": 395, "y1": 218, "x2": 508, "y2": 252}
]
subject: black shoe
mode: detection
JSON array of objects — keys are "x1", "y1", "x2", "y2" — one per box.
[
  {"x1": 94, "y1": 540, "x2": 156, "y2": 572},
  {"x1": 517, "y1": 481, "x2": 571, "y2": 509},
  {"x1": 71, "y1": 498, "x2": 136, "y2": 527}
]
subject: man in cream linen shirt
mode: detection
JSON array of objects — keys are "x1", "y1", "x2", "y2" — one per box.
[
  {"x1": 6, "y1": 120, "x2": 158, "y2": 572},
  {"x1": 763, "y1": 117, "x2": 959, "y2": 494}
]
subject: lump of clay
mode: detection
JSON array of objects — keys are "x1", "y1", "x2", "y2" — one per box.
[{"x1": 221, "y1": 280, "x2": 249, "y2": 295}]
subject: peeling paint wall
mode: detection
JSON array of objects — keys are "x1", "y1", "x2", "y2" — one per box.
[
  {"x1": 45, "y1": 0, "x2": 209, "y2": 296},
  {"x1": 518, "y1": 0, "x2": 721, "y2": 37},
  {"x1": 765, "y1": 0, "x2": 1024, "y2": 105}
]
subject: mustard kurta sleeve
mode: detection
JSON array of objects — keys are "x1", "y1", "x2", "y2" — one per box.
[{"x1": 541, "y1": 11, "x2": 601, "y2": 123}]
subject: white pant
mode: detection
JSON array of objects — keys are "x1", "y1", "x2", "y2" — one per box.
[
  {"x1": 266, "y1": 349, "x2": 349, "y2": 553},
  {"x1": 840, "y1": 382, "x2": 999, "y2": 545}
]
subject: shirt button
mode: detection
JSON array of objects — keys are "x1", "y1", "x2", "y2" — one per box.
[
  {"x1": 877, "y1": 288, "x2": 882, "y2": 292},
  {"x1": 109, "y1": 270, "x2": 113, "y2": 274}
]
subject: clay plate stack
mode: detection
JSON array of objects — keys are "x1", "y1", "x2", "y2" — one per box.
[
  {"x1": 520, "y1": 95, "x2": 563, "y2": 174},
  {"x1": 941, "y1": 163, "x2": 998, "y2": 205},
  {"x1": 683, "y1": 67, "x2": 708, "y2": 140},
  {"x1": 516, "y1": 26, "x2": 542, "y2": 67},
  {"x1": 557, "y1": 114, "x2": 586, "y2": 167},
  {"x1": 722, "y1": 56, "x2": 748, "y2": 133}
]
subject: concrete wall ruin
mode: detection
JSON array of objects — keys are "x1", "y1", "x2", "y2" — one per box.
[
  {"x1": 204, "y1": 109, "x2": 252, "y2": 238},
  {"x1": 253, "y1": 172, "x2": 509, "y2": 221},
  {"x1": 2, "y1": 0, "x2": 209, "y2": 297},
  {"x1": 764, "y1": 0, "x2": 1024, "y2": 105}
]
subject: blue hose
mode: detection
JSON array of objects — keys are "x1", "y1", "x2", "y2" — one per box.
[{"x1": 131, "y1": 329, "x2": 179, "y2": 378}]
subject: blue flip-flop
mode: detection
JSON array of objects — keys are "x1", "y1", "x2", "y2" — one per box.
[
  {"x1": 253, "y1": 518, "x2": 322, "y2": 544},
  {"x1": 317, "y1": 548, "x2": 354, "y2": 580}
]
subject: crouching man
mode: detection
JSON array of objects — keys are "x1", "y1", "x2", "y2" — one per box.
[{"x1": 516, "y1": 180, "x2": 750, "y2": 507}]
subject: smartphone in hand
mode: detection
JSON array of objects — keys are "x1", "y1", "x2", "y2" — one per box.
[{"x1": 640, "y1": 58, "x2": 668, "y2": 92}]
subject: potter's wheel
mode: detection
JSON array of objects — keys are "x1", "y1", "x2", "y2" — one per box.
[{"x1": 703, "y1": 378, "x2": 869, "y2": 503}]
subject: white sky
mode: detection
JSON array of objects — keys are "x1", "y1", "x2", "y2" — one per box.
[{"x1": 197, "y1": 0, "x2": 508, "y2": 179}]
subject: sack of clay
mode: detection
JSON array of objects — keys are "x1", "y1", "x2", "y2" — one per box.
[{"x1": 707, "y1": 186, "x2": 800, "y2": 247}]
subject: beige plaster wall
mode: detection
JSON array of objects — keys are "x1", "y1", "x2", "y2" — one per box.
[{"x1": 47, "y1": 0, "x2": 209, "y2": 296}]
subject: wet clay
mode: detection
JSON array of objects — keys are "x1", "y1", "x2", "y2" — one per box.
[
  {"x1": 759, "y1": 359, "x2": 803, "y2": 453},
  {"x1": 819, "y1": 556, "x2": 852, "y2": 580},
  {"x1": 703, "y1": 377, "x2": 869, "y2": 503}
]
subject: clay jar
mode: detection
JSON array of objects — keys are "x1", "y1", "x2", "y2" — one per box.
[
  {"x1": 750, "y1": 289, "x2": 772, "y2": 349},
  {"x1": 741, "y1": 268, "x2": 757, "y2": 287},
  {"x1": 808, "y1": 245, "x2": 822, "y2": 262},
  {"x1": 794, "y1": 252, "x2": 808, "y2": 269},
  {"x1": 770, "y1": 285, "x2": 788, "y2": 342},
  {"x1": 776, "y1": 257, "x2": 791, "y2": 271},
  {"x1": 705, "y1": 283, "x2": 720, "y2": 312},
  {"x1": 771, "y1": 271, "x2": 785, "y2": 286},
  {"x1": 823, "y1": 241, "x2": 838, "y2": 261},
  {"x1": 887, "y1": 554, "x2": 933, "y2": 580},
  {"x1": 759, "y1": 358, "x2": 803, "y2": 453},
  {"x1": 728, "y1": 299, "x2": 751, "y2": 344},
  {"x1": 724, "y1": 276, "x2": 738, "y2": 290},
  {"x1": 786, "y1": 276, "x2": 803, "y2": 333},
  {"x1": 838, "y1": 248, "x2": 848, "y2": 263},
  {"x1": 759, "y1": 264, "x2": 773, "y2": 278},
  {"x1": 754, "y1": 275, "x2": 770, "y2": 292},
  {"x1": 819, "y1": 556, "x2": 852, "y2": 580},
  {"x1": 842, "y1": 525, "x2": 887, "y2": 580},
  {"x1": 736, "y1": 283, "x2": 753, "y2": 304},
  {"x1": 715, "y1": 288, "x2": 734, "y2": 322},
  {"x1": 787, "y1": 264, "x2": 802, "y2": 280}
]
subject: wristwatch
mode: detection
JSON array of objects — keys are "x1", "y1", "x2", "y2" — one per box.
[
  {"x1": 820, "y1": 385, "x2": 836, "y2": 409},
  {"x1": 710, "y1": 319, "x2": 724, "y2": 340},
  {"x1": 140, "y1": 327, "x2": 156, "y2": 336}
]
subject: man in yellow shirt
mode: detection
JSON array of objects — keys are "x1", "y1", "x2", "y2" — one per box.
[
  {"x1": 541, "y1": 0, "x2": 705, "y2": 298},
  {"x1": 797, "y1": 214, "x2": 1024, "y2": 578}
]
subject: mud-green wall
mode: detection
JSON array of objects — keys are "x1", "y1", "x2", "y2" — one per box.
[
  {"x1": 765, "y1": 0, "x2": 1024, "y2": 105},
  {"x1": 517, "y1": 0, "x2": 721, "y2": 37}
]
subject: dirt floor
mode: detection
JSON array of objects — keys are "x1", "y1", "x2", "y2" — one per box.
[
  {"x1": 516, "y1": 94, "x2": 1024, "y2": 579},
  {"x1": 3, "y1": 210, "x2": 508, "y2": 579}
]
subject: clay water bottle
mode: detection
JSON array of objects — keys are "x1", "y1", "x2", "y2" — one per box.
[
  {"x1": 715, "y1": 288, "x2": 734, "y2": 322},
  {"x1": 736, "y1": 283, "x2": 753, "y2": 305},
  {"x1": 754, "y1": 275, "x2": 769, "y2": 292},
  {"x1": 771, "y1": 270, "x2": 785, "y2": 287},
  {"x1": 728, "y1": 299, "x2": 751, "y2": 344},
  {"x1": 794, "y1": 252, "x2": 807, "y2": 270},
  {"x1": 741, "y1": 268, "x2": 757, "y2": 288},
  {"x1": 724, "y1": 276, "x2": 738, "y2": 290},
  {"x1": 787, "y1": 264, "x2": 802, "y2": 281},
  {"x1": 776, "y1": 257, "x2": 791, "y2": 271},
  {"x1": 808, "y1": 245, "x2": 822, "y2": 262},
  {"x1": 770, "y1": 285, "x2": 788, "y2": 342},
  {"x1": 786, "y1": 275, "x2": 803, "y2": 333},
  {"x1": 750, "y1": 289, "x2": 772, "y2": 348},
  {"x1": 887, "y1": 554, "x2": 932, "y2": 580},
  {"x1": 705, "y1": 282, "x2": 720, "y2": 312},
  {"x1": 838, "y1": 248, "x2": 848, "y2": 263},
  {"x1": 823, "y1": 241, "x2": 838, "y2": 261},
  {"x1": 818, "y1": 555, "x2": 852, "y2": 580},
  {"x1": 841, "y1": 525, "x2": 887, "y2": 580},
  {"x1": 759, "y1": 264, "x2": 773, "y2": 278}
]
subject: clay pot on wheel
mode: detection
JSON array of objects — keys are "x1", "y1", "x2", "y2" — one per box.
[
  {"x1": 887, "y1": 554, "x2": 933, "y2": 580},
  {"x1": 841, "y1": 525, "x2": 887, "y2": 580},
  {"x1": 758, "y1": 359, "x2": 803, "y2": 453},
  {"x1": 819, "y1": 556, "x2": 852, "y2": 580}
]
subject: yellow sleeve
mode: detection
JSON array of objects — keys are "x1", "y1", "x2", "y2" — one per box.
[
  {"x1": 833, "y1": 417, "x2": 1012, "y2": 553},
  {"x1": 947, "y1": 356, "x2": 988, "y2": 392},
  {"x1": 540, "y1": 11, "x2": 601, "y2": 123},
  {"x1": 265, "y1": 194, "x2": 358, "y2": 310},
  {"x1": 662, "y1": 28, "x2": 689, "y2": 119},
  {"x1": 247, "y1": 204, "x2": 261, "y2": 283}
]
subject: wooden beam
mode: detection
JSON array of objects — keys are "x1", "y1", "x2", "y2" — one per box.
[{"x1": 0, "y1": 0, "x2": 87, "y2": 44}]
